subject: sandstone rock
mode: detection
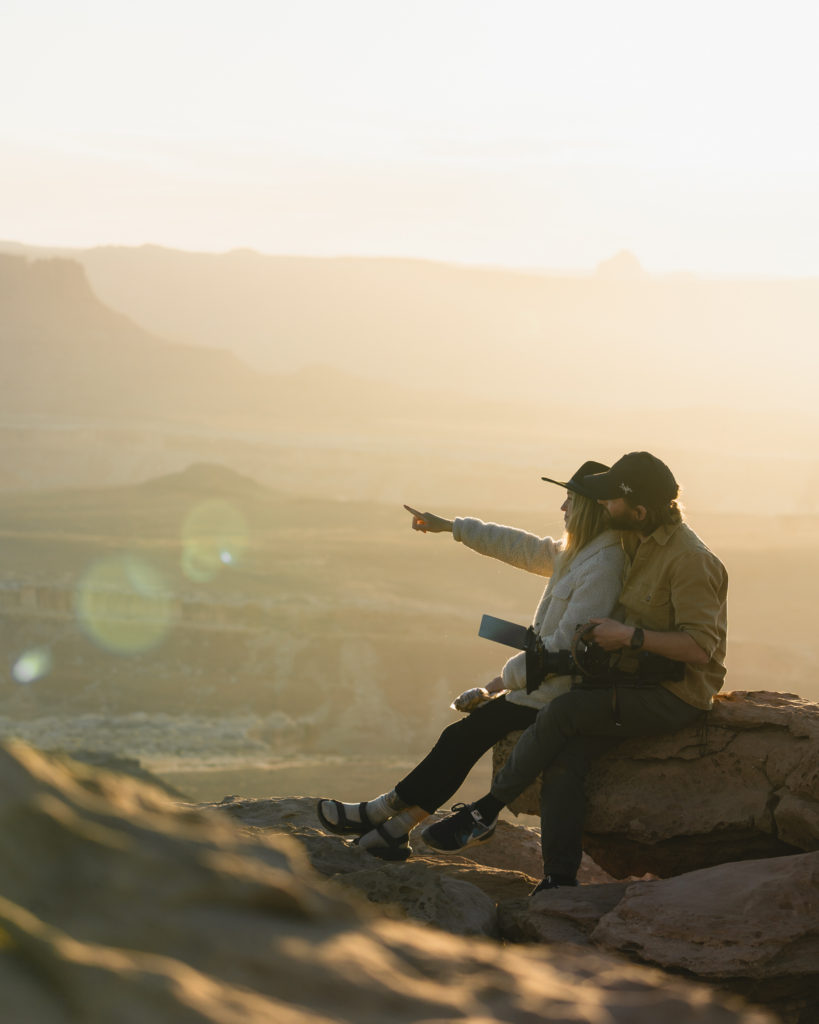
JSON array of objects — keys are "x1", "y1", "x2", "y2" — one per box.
[
  {"x1": 219, "y1": 796, "x2": 808, "y2": 1020},
  {"x1": 0, "y1": 740, "x2": 773, "y2": 1024},
  {"x1": 49, "y1": 747, "x2": 189, "y2": 798},
  {"x1": 498, "y1": 882, "x2": 631, "y2": 946},
  {"x1": 214, "y1": 796, "x2": 527, "y2": 927},
  {"x1": 338, "y1": 861, "x2": 498, "y2": 936},
  {"x1": 592, "y1": 851, "x2": 819, "y2": 1024},
  {"x1": 419, "y1": 815, "x2": 545, "y2": 877},
  {"x1": 215, "y1": 797, "x2": 617, "y2": 911},
  {"x1": 493, "y1": 690, "x2": 819, "y2": 878}
]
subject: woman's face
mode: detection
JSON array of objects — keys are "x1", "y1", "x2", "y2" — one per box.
[{"x1": 561, "y1": 491, "x2": 573, "y2": 527}]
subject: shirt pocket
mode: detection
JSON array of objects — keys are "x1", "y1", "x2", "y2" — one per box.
[
  {"x1": 637, "y1": 586, "x2": 674, "y2": 631},
  {"x1": 536, "y1": 576, "x2": 574, "y2": 631}
]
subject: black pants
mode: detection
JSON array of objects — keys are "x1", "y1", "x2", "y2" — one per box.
[
  {"x1": 394, "y1": 696, "x2": 537, "y2": 814},
  {"x1": 491, "y1": 685, "x2": 706, "y2": 878}
]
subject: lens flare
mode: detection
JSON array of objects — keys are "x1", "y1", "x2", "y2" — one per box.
[
  {"x1": 12, "y1": 647, "x2": 53, "y2": 685},
  {"x1": 181, "y1": 499, "x2": 248, "y2": 582},
  {"x1": 75, "y1": 553, "x2": 175, "y2": 654}
]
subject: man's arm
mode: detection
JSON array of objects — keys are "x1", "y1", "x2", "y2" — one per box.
[{"x1": 587, "y1": 618, "x2": 709, "y2": 666}]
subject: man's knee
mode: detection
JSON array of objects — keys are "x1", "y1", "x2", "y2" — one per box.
[
  {"x1": 537, "y1": 687, "x2": 613, "y2": 738},
  {"x1": 537, "y1": 689, "x2": 585, "y2": 735}
]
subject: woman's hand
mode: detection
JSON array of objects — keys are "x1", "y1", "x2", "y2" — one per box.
[
  {"x1": 404, "y1": 504, "x2": 453, "y2": 533},
  {"x1": 451, "y1": 687, "x2": 491, "y2": 712},
  {"x1": 451, "y1": 676, "x2": 507, "y2": 712}
]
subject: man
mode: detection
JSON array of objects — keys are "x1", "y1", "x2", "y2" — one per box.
[{"x1": 422, "y1": 451, "x2": 728, "y2": 895}]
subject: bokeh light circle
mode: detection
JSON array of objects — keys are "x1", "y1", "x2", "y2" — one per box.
[
  {"x1": 75, "y1": 553, "x2": 175, "y2": 654},
  {"x1": 181, "y1": 499, "x2": 248, "y2": 582},
  {"x1": 12, "y1": 647, "x2": 53, "y2": 685}
]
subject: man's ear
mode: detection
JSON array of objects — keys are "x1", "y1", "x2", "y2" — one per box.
[{"x1": 632, "y1": 504, "x2": 648, "y2": 522}]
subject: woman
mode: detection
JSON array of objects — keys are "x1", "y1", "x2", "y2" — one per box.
[{"x1": 316, "y1": 460, "x2": 625, "y2": 860}]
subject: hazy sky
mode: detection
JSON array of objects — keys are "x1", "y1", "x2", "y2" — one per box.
[{"x1": 2, "y1": 0, "x2": 818, "y2": 274}]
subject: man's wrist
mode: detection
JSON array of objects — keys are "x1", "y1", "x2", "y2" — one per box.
[{"x1": 629, "y1": 627, "x2": 645, "y2": 650}]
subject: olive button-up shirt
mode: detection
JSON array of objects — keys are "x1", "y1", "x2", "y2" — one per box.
[{"x1": 616, "y1": 521, "x2": 728, "y2": 710}]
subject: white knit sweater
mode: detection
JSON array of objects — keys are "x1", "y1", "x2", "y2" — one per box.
[{"x1": 452, "y1": 519, "x2": 625, "y2": 709}]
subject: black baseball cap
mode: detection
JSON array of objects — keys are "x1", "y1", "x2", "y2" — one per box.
[
  {"x1": 581, "y1": 452, "x2": 678, "y2": 507},
  {"x1": 541, "y1": 461, "x2": 609, "y2": 499}
]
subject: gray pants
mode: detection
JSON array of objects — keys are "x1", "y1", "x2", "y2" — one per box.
[{"x1": 491, "y1": 684, "x2": 705, "y2": 878}]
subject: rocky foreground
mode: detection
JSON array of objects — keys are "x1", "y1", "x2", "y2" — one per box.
[
  {"x1": 221, "y1": 797, "x2": 817, "y2": 1024},
  {"x1": 0, "y1": 739, "x2": 783, "y2": 1024}
]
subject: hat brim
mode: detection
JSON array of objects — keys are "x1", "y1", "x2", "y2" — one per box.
[{"x1": 541, "y1": 475, "x2": 598, "y2": 499}]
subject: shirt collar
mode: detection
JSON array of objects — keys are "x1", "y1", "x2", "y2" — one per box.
[{"x1": 642, "y1": 522, "x2": 683, "y2": 547}]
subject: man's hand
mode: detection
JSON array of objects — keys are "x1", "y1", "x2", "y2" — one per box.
[
  {"x1": 586, "y1": 618, "x2": 710, "y2": 665},
  {"x1": 404, "y1": 504, "x2": 453, "y2": 533},
  {"x1": 586, "y1": 618, "x2": 633, "y2": 651}
]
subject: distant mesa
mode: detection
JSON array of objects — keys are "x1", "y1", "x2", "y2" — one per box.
[
  {"x1": 595, "y1": 250, "x2": 645, "y2": 280},
  {"x1": 137, "y1": 462, "x2": 270, "y2": 499},
  {"x1": 0, "y1": 253, "x2": 106, "y2": 324},
  {"x1": 0, "y1": 251, "x2": 273, "y2": 421}
]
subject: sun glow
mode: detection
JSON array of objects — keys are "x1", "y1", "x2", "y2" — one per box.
[{"x1": 1, "y1": 0, "x2": 817, "y2": 273}]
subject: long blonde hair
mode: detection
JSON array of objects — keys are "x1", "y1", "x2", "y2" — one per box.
[{"x1": 553, "y1": 491, "x2": 610, "y2": 582}]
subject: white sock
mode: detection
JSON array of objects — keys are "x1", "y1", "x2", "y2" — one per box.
[
  {"x1": 321, "y1": 790, "x2": 407, "y2": 828},
  {"x1": 365, "y1": 790, "x2": 404, "y2": 823},
  {"x1": 357, "y1": 806, "x2": 428, "y2": 850}
]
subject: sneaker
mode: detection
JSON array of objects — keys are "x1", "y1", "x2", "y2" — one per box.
[
  {"x1": 421, "y1": 802, "x2": 497, "y2": 852},
  {"x1": 530, "y1": 875, "x2": 579, "y2": 896}
]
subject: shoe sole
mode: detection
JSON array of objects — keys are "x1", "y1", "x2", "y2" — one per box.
[{"x1": 363, "y1": 844, "x2": 412, "y2": 862}]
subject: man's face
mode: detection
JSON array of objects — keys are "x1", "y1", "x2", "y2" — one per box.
[{"x1": 598, "y1": 497, "x2": 645, "y2": 531}]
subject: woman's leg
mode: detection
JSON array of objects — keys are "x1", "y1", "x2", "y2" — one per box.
[
  {"x1": 317, "y1": 788, "x2": 410, "y2": 835},
  {"x1": 394, "y1": 696, "x2": 537, "y2": 813},
  {"x1": 317, "y1": 696, "x2": 535, "y2": 838},
  {"x1": 355, "y1": 696, "x2": 536, "y2": 856}
]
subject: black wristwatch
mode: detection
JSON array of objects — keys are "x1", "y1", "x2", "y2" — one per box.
[{"x1": 629, "y1": 627, "x2": 645, "y2": 650}]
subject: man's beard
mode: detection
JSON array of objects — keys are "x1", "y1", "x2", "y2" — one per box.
[{"x1": 603, "y1": 508, "x2": 643, "y2": 531}]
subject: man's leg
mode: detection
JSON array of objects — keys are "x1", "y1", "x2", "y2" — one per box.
[
  {"x1": 422, "y1": 690, "x2": 615, "y2": 854},
  {"x1": 492, "y1": 684, "x2": 704, "y2": 805},
  {"x1": 490, "y1": 687, "x2": 617, "y2": 805},
  {"x1": 538, "y1": 735, "x2": 615, "y2": 880},
  {"x1": 520, "y1": 685, "x2": 705, "y2": 883},
  {"x1": 426, "y1": 684, "x2": 704, "y2": 867}
]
